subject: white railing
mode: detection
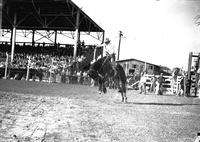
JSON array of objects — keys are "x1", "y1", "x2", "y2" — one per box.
[{"x1": 144, "y1": 74, "x2": 182, "y2": 95}]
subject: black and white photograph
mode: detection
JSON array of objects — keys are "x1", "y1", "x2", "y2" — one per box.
[{"x1": 0, "y1": 0, "x2": 200, "y2": 141}]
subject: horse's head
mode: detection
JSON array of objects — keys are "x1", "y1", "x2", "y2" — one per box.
[
  {"x1": 87, "y1": 57, "x2": 106, "y2": 80},
  {"x1": 71, "y1": 58, "x2": 92, "y2": 73}
]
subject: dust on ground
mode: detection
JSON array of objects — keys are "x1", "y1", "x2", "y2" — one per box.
[{"x1": 0, "y1": 80, "x2": 200, "y2": 142}]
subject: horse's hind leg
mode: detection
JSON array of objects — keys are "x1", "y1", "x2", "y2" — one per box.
[
  {"x1": 121, "y1": 92, "x2": 127, "y2": 103},
  {"x1": 98, "y1": 81, "x2": 102, "y2": 94},
  {"x1": 102, "y1": 84, "x2": 107, "y2": 94},
  {"x1": 121, "y1": 92, "x2": 124, "y2": 102},
  {"x1": 124, "y1": 93, "x2": 127, "y2": 103}
]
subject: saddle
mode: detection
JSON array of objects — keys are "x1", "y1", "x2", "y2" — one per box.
[{"x1": 105, "y1": 54, "x2": 118, "y2": 77}]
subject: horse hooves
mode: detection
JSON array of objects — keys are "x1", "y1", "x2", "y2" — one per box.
[
  {"x1": 103, "y1": 88, "x2": 107, "y2": 94},
  {"x1": 122, "y1": 98, "x2": 128, "y2": 103}
]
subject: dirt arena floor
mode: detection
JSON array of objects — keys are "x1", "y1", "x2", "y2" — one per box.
[{"x1": 0, "y1": 79, "x2": 200, "y2": 142}]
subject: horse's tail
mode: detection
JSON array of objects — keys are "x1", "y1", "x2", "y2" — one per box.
[
  {"x1": 117, "y1": 64, "x2": 127, "y2": 93},
  {"x1": 121, "y1": 81, "x2": 126, "y2": 93}
]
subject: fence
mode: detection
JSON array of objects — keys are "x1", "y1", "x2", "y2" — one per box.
[
  {"x1": 0, "y1": 55, "x2": 188, "y2": 93},
  {"x1": 0, "y1": 54, "x2": 92, "y2": 85},
  {"x1": 144, "y1": 74, "x2": 182, "y2": 95},
  {"x1": 189, "y1": 72, "x2": 198, "y2": 96}
]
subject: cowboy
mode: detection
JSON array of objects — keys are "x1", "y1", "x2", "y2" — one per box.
[
  {"x1": 139, "y1": 71, "x2": 147, "y2": 94},
  {"x1": 156, "y1": 73, "x2": 165, "y2": 95},
  {"x1": 94, "y1": 38, "x2": 117, "y2": 76},
  {"x1": 150, "y1": 74, "x2": 157, "y2": 93}
]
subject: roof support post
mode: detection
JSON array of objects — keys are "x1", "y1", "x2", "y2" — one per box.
[
  {"x1": 73, "y1": 10, "x2": 80, "y2": 61},
  {"x1": 54, "y1": 30, "x2": 57, "y2": 46},
  {"x1": 102, "y1": 31, "x2": 105, "y2": 43},
  {"x1": 10, "y1": 29, "x2": 13, "y2": 44},
  {"x1": 11, "y1": 12, "x2": 17, "y2": 64},
  {"x1": 32, "y1": 30, "x2": 35, "y2": 47}
]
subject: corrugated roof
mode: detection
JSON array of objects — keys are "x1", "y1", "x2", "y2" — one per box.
[
  {"x1": 2, "y1": 0, "x2": 104, "y2": 32},
  {"x1": 117, "y1": 58, "x2": 158, "y2": 66}
]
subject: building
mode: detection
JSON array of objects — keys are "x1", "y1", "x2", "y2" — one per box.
[{"x1": 117, "y1": 58, "x2": 171, "y2": 76}]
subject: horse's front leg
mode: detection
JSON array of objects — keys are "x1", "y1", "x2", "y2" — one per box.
[
  {"x1": 120, "y1": 92, "x2": 127, "y2": 103},
  {"x1": 119, "y1": 81, "x2": 127, "y2": 103},
  {"x1": 99, "y1": 81, "x2": 107, "y2": 94},
  {"x1": 98, "y1": 78, "x2": 103, "y2": 94},
  {"x1": 116, "y1": 79, "x2": 122, "y2": 93},
  {"x1": 121, "y1": 92, "x2": 127, "y2": 103},
  {"x1": 121, "y1": 92, "x2": 124, "y2": 102},
  {"x1": 102, "y1": 82, "x2": 107, "y2": 94},
  {"x1": 98, "y1": 82, "x2": 102, "y2": 94}
]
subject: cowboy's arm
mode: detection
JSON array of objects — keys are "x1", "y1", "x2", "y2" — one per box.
[{"x1": 95, "y1": 43, "x2": 105, "y2": 48}]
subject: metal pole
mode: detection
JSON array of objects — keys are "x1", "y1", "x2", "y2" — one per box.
[
  {"x1": 117, "y1": 31, "x2": 123, "y2": 60},
  {"x1": 73, "y1": 10, "x2": 80, "y2": 61}
]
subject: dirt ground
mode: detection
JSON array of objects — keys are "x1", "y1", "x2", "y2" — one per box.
[{"x1": 0, "y1": 79, "x2": 200, "y2": 142}]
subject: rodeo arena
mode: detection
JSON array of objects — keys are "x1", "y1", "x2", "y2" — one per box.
[{"x1": 0, "y1": 0, "x2": 200, "y2": 142}]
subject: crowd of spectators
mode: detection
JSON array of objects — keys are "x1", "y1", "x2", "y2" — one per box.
[{"x1": 0, "y1": 41, "x2": 97, "y2": 84}]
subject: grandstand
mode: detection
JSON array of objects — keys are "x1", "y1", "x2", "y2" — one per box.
[{"x1": 0, "y1": 0, "x2": 104, "y2": 82}]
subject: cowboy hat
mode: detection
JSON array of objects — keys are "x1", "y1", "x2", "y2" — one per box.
[{"x1": 104, "y1": 38, "x2": 111, "y2": 44}]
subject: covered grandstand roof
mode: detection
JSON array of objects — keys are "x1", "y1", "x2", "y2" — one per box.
[{"x1": 1, "y1": 0, "x2": 104, "y2": 32}]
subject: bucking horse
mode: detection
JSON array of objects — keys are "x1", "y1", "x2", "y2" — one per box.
[
  {"x1": 87, "y1": 54, "x2": 127, "y2": 102},
  {"x1": 70, "y1": 53, "x2": 127, "y2": 102}
]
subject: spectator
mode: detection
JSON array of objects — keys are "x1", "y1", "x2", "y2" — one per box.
[
  {"x1": 178, "y1": 75, "x2": 184, "y2": 96},
  {"x1": 155, "y1": 73, "x2": 165, "y2": 95},
  {"x1": 139, "y1": 71, "x2": 147, "y2": 94},
  {"x1": 150, "y1": 74, "x2": 157, "y2": 93},
  {"x1": 0, "y1": 42, "x2": 95, "y2": 84}
]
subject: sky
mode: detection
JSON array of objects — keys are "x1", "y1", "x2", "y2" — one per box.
[
  {"x1": 1, "y1": 0, "x2": 200, "y2": 70},
  {"x1": 73, "y1": 0, "x2": 200, "y2": 69}
]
